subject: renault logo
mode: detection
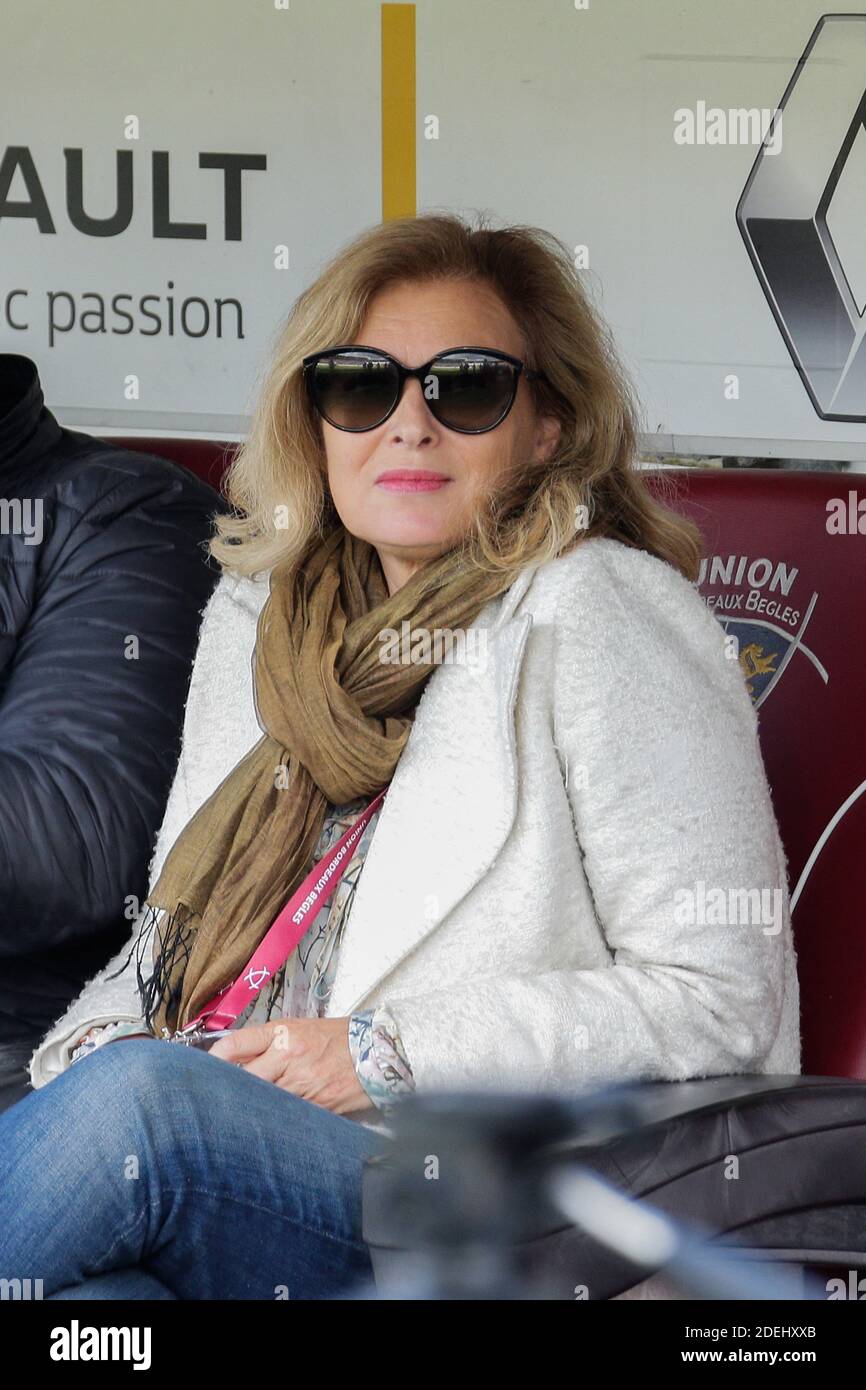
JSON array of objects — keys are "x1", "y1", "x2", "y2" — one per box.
[{"x1": 737, "y1": 15, "x2": 866, "y2": 421}]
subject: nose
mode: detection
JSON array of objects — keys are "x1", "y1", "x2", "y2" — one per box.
[{"x1": 384, "y1": 375, "x2": 439, "y2": 445}]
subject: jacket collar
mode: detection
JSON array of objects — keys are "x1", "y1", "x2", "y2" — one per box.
[
  {"x1": 327, "y1": 559, "x2": 540, "y2": 1014},
  {"x1": 0, "y1": 355, "x2": 63, "y2": 486}
]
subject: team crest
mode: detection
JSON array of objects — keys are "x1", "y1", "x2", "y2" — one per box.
[
  {"x1": 734, "y1": 629, "x2": 780, "y2": 700},
  {"x1": 699, "y1": 554, "x2": 827, "y2": 709}
]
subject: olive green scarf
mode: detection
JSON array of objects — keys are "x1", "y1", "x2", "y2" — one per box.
[{"x1": 136, "y1": 523, "x2": 517, "y2": 1037}]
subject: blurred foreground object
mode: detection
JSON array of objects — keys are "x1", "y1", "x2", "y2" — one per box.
[{"x1": 362, "y1": 1082, "x2": 866, "y2": 1299}]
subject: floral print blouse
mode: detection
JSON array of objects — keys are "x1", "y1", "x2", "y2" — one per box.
[{"x1": 71, "y1": 795, "x2": 416, "y2": 1115}]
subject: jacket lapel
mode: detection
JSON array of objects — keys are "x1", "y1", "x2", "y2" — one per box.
[{"x1": 327, "y1": 565, "x2": 538, "y2": 1016}]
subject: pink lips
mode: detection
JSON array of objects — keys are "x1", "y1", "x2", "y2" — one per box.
[{"x1": 375, "y1": 470, "x2": 451, "y2": 493}]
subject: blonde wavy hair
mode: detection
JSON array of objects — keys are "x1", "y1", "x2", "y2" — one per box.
[{"x1": 210, "y1": 211, "x2": 702, "y2": 584}]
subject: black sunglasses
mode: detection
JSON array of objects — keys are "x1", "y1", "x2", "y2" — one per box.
[{"x1": 302, "y1": 344, "x2": 542, "y2": 434}]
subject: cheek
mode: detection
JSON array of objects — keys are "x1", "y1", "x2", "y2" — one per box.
[
  {"x1": 324, "y1": 436, "x2": 372, "y2": 494},
  {"x1": 462, "y1": 431, "x2": 519, "y2": 491}
]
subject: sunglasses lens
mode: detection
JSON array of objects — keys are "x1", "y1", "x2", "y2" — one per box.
[
  {"x1": 308, "y1": 350, "x2": 522, "y2": 432},
  {"x1": 309, "y1": 351, "x2": 398, "y2": 430},
  {"x1": 428, "y1": 353, "x2": 518, "y2": 431}
]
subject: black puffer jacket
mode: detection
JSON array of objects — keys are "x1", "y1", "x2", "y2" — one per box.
[{"x1": 0, "y1": 355, "x2": 224, "y2": 1042}]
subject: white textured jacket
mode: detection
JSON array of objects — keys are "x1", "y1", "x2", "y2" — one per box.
[{"x1": 29, "y1": 536, "x2": 801, "y2": 1118}]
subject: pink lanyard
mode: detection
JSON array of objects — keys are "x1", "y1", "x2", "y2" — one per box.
[{"x1": 178, "y1": 784, "x2": 389, "y2": 1035}]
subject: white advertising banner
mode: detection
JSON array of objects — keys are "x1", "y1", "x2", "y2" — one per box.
[{"x1": 2, "y1": 0, "x2": 866, "y2": 461}]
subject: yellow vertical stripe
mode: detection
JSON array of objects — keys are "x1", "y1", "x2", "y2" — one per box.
[{"x1": 381, "y1": 4, "x2": 416, "y2": 220}]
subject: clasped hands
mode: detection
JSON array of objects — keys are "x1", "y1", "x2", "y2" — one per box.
[
  {"x1": 207, "y1": 1016, "x2": 372, "y2": 1115},
  {"x1": 113, "y1": 1016, "x2": 372, "y2": 1116}
]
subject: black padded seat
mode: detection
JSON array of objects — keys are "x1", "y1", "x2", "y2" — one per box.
[{"x1": 361, "y1": 1076, "x2": 866, "y2": 1299}]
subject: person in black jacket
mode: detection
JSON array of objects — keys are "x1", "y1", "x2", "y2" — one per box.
[{"x1": 0, "y1": 354, "x2": 223, "y2": 1111}]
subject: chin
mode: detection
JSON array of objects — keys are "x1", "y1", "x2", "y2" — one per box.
[
  {"x1": 343, "y1": 500, "x2": 464, "y2": 555},
  {"x1": 362, "y1": 517, "x2": 458, "y2": 552}
]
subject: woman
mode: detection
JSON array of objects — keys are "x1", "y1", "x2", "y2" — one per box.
[{"x1": 1, "y1": 213, "x2": 800, "y2": 1300}]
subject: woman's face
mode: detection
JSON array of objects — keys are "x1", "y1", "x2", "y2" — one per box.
[{"x1": 319, "y1": 278, "x2": 561, "y2": 595}]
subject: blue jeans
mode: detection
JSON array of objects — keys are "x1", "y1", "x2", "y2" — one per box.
[{"x1": 0, "y1": 1039, "x2": 392, "y2": 1299}]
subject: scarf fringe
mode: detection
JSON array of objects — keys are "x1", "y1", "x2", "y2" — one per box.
[{"x1": 104, "y1": 901, "x2": 197, "y2": 1037}]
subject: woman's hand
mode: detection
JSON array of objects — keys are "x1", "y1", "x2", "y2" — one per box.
[{"x1": 207, "y1": 1018, "x2": 373, "y2": 1116}]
